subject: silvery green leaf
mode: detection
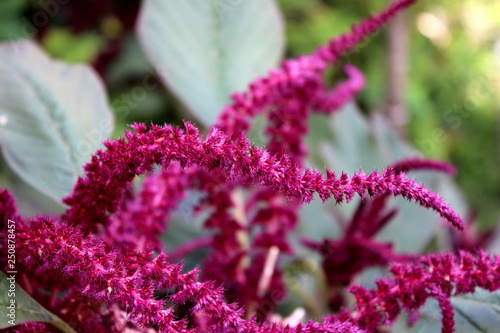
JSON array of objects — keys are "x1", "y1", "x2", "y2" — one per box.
[
  {"x1": 0, "y1": 40, "x2": 114, "y2": 203},
  {"x1": 137, "y1": 0, "x2": 285, "y2": 126},
  {"x1": 0, "y1": 271, "x2": 76, "y2": 332},
  {"x1": 308, "y1": 103, "x2": 467, "y2": 252}
]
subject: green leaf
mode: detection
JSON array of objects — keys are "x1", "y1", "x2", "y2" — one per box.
[
  {"x1": 391, "y1": 289, "x2": 500, "y2": 333},
  {"x1": 0, "y1": 40, "x2": 115, "y2": 203},
  {"x1": 306, "y1": 103, "x2": 467, "y2": 252},
  {"x1": 452, "y1": 289, "x2": 500, "y2": 333},
  {"x1": 0, "y1": 271, "x2": 76, "y2": 332},
  {"x1": 137, "y1": 0, "x2": 285, "y2": 126}
]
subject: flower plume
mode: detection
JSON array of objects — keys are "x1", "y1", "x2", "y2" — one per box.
[
  {"x1": 344, "y1": 251, "x2": 500, "y2": 332},
  {"x1": 63, "y1": 123, "x2": 464, "y2": 232}
]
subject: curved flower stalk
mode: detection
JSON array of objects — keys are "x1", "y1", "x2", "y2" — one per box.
[
  {"x1": 0, "y1": 190, "x2": 148, "y2": 332},
  {"x1": 341, "y1": 251, "x2": 500, "y2": 333},
  {"x1": 302, "y1": 158, "x2": 460, "y2": 311},
  {"x1": 346, "y1": 157, "x2": 457, "y2": 237},
  {"x1": 63, "y1": 123, "x2": 463, "y2": 233},
  {"x1": 311, "y1": 65, "x2": 366, "y2": 114},
  {"x1": 215, "y1": 0, "x2": 417, "y2": 138},
  {"x1": 389, "y1": 158, "x2": 456, "y2": 175}
]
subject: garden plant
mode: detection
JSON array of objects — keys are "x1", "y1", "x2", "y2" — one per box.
[{"x1": 0, "y1": 0, "x2": 499, "y2": 332}]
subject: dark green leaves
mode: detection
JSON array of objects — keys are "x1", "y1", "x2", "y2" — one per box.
[{"x1": 0, "y1": 271, "x2": 76, "y2": 332}]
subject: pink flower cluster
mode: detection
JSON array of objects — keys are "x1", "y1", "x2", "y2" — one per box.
[{"x1": 345, "y1": 251, "x2": 500, "y2": 333}]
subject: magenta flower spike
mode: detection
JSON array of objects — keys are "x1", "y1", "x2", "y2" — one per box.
[
  {"x1": 215, "y1": 0, "x2": 418, "y2": 139},
  {"x1": 62, "y1": 123, "x2": 464, "y2": 232},
  {"x1": 344, "y1": 251, "x2": 500, "y2": 332}
]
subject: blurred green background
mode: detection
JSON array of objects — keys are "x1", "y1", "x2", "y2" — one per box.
[{"x1": 0, "y1": 0, "x2": 499, "y2": 226}]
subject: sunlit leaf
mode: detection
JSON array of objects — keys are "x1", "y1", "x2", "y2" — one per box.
[
  {"x1": 0, "y1": 40, "x2": 114, "y2": 203},
  {"x1": 137, "y1": 0, "x2": 285, "y2": 126},
  {"x1": 306, "y1": 103, "x2": 467, "y2": 252}
]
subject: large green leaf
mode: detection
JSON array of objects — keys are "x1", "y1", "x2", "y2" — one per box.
[
  {"x1": 0, "y1": 40, "x2": 114, "y2": 203},
  {"x1": 391, "y1": 289, "x2": 500, "y2": 333},
  {"x1": 0, "y1": 271, "x2": 76, "y2": 332},
  {"x1": 305, "y1": 103, "x2": 468, "y2": 252},
  {"x1": 137, "y1": 0, "x2": 285, "y2": 126}
]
